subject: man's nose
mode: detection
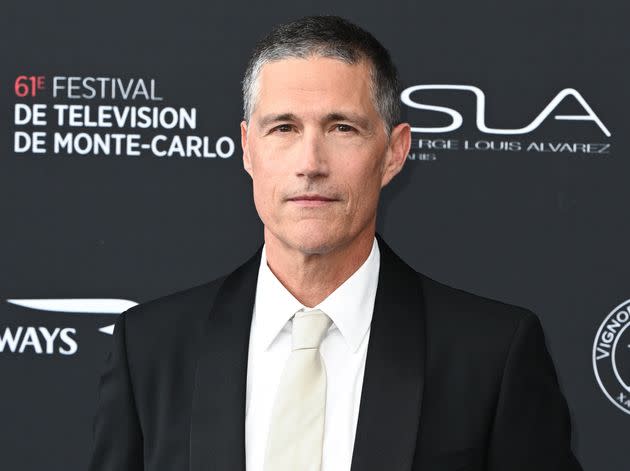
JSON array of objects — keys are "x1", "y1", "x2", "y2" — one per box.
[{"x1": 295, "y1": 130, "x2": 328, "y2": 179}]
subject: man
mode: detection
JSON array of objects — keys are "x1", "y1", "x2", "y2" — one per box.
[{"x1": 88, "y1": 16, "x2": 582, "y2": 471}]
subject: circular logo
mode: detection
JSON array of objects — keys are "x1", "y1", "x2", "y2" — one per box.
[{"x1": 593, "y1": 298, "x2": 630, "y2": 415}]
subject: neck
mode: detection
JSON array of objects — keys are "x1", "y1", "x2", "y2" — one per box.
[{"x1": 263, "y1": 226, "x2": 376, "y2": 307}]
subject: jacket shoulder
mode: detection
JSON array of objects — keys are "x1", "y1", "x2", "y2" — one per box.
[
  {"x1": 417, "y1": 272, "x2": 542, "y2": 366},
  {"x1": 419, "y1": 273, "x2": 534, "y2": 330},
  {"x1": 416, "y1": 272, "x2": 552, "y2": 397},
  {"x1": 116, "y1": 276, "x2": 227, "y2": 363},
  {"x1": 378, "y1": 235, "x2": 535, "y2": 336},
  {"x1": 417, "y1": 272, "x2": 542, "y2": 388},
  {"x1": 123, "y1": 276, "x2": 227, "y2": 328}
]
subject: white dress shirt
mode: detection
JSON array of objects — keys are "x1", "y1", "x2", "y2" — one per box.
[{"x1": 245, "y1": 237, "x2": 380, "y2": 471}]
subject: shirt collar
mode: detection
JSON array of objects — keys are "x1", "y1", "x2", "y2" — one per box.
[{"x1": 252, "y1": 237, "x2": 380, "y2": 353}]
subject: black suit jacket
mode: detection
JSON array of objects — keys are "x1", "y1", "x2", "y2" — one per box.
[{"x1": 88, "y1": 235, "x2": 582, "y2": 471}]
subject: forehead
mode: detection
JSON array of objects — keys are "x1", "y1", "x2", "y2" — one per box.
[{"x1": 253, "y1": 56, "x2": 377, "y2": 118}]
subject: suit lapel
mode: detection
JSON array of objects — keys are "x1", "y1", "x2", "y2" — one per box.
[
  {"x1": 350, "y1": 235, "x2": 427, "y2": 471},
  {"x1": 189, "y1": 246, "x2": 261, "y2": 471}
]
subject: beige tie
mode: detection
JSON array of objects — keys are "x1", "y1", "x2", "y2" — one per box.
[{"x1": 263, "y1": 309, "x2": 333, "y2": 471}]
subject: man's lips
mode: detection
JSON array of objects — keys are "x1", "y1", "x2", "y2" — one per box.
[
  {"x1": 287, "y1": 194, "x2": 339, "y2": 206},
  {"x1": 289, "y1": 195, "x2": 336, "y2": 201}
]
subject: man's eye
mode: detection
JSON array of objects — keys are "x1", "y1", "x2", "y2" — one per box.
[
  {"x1": 272, "y1": 124, "x2": 293, "y2": 133},
  {"x1": 335, "y1": 124, "x2": 355, "y2": 133}
]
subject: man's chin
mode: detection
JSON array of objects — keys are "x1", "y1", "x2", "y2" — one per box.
[
  {"x1": 291, "y1": 239, "x2": 336, "y2": 256},
  {"x1": 280, "y1": 230, "x2": 342, "y2": 256}
]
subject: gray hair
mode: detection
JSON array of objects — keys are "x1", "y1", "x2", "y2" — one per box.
[{"x1": 242, "y1": 16, "x2": 401, "y2": 135}]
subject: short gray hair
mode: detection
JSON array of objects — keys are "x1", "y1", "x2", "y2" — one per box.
[{"x1": 242, "y1": 16, "x2": 401, "y2": 134}]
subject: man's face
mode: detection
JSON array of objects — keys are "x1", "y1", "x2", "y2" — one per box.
[{"x1": 241, "y1": 56, "x2": 410, "y2": 255}]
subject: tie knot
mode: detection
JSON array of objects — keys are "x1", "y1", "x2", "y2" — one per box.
[{"x1": 291, "y1": 309, "x2": 332, "y2": 351}]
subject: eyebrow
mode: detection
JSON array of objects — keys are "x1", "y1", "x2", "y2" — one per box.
[
  {"x1": 323, "y1": 112, "x2": 371, "y2": 130},
  {"x1": 257, "y1": 113, "x2": 298, "y2": 130},
  {"x1": 256, "y1": 112, "x2": 372, "y2": 131}
]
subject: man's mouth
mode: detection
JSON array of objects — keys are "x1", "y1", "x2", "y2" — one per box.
[{"x1": 287, "y1": 194, "x2": 338, "y2": 206}]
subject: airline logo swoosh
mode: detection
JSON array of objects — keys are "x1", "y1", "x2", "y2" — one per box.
[{"x1": 5, "y1": 298, "x2": 139, "y2": 335}]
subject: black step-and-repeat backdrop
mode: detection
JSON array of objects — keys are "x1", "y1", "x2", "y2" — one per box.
[{"x1": 2, "y1": 0, "x2": 629, "y2": 469}]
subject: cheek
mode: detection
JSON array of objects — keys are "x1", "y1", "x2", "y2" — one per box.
[
  {"x1": 252, "y1": 171, "x2": 274, "y2": 212},
  {"x1": 249, "y1": 153, "x2": 284, "y2": 221},
  {"x1": 248, "y1": 149, "x2": 269, "y2": 209},
  {"x1": 343, "y1": 154, "x2": 383, "y2": 202}
]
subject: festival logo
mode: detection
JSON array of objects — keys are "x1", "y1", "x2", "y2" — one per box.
[
  {"x1": 11, "y1": 75, "x2": 235, "y2": 159},
  {"x1": 400, "y1": 84, "x2": 611, "y2": 161},
  {"x1": 593, "y1": 298, "x2": 630, "y2": 415}
]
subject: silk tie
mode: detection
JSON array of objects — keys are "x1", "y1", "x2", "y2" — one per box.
[{"x1": 263, "y1": 309, "x2": 333, "y2": 471}]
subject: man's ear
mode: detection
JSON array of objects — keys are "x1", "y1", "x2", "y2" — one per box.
[
  {"x1": 241, "y1": 120, "x2": 253, "y2": 177},
  {"x1": 380, "y1": 122, "x2": 411, "y2": 188}
]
